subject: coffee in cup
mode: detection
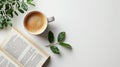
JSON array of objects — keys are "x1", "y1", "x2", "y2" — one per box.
[{"x1": 24, "y1": 11, "x2": 54, "y2": 35}]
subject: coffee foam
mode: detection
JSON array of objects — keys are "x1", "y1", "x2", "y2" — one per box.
[{"x1": 24, "y1": 11, "x2": 47, "y2": 34}]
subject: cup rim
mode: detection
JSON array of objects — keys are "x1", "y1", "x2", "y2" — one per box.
[{"x1": 23, "y1": 11, "x2": 48, "y2": 35}]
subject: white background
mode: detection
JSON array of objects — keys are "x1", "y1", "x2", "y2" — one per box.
[{"x1": 0, "y1": 0, "x2": 120, "y2": 67}]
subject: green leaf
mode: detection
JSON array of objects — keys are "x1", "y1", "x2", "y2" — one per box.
[
  {"x1": 6, "y1": 9, "x2": 13, "y2": 18},
  {"x1": 0, "y1": 4, "x2": 3, "y2": 9},
  {"x1": 12, "y1": 2, "x2": 15, "y2": 5},
  {"x1": 2, "y1": 20, "x2": 6, "y2": 27},
  {"x1": 0, "y1": 16, "x2": 3, "y2": 21},
  {"x1": 28, "y1": 3, "x2": 35, "y2": 6},
  {"x1": 50, "y1": 46, "x2": 60, "y2": 54},
  {"x1": 59, "y1": 42, "x2": 72, "y2": 48},
  {"x1": 5, "y1": 23, "x2": 8, "y2": 27},
  {"x1": 0, "y1": 23, "x2": 3, "y2": 29},
  {"x1": 10, "y1": 12, "x2": 13, "y2": 18},
  {"x1": 16, "y1": 2, "x2": 20, "y2": 8},
  {"x1": 18, "y1": 9, "x2": 24, "y2": 13},
  {"x1": 58, "y1": 32, "x2": 65, "y2": 42},
  {"x1": 5, "y1": 3, "x2": 10, "y2": 10},
  {"x1": 48, "y1": 31, "x2": 54, "y2": 43},
  {"x1": 0, "y1": 0, "x2": 35, "y2": 29},
  {"x1": 2, "y1": 0, "x2": 6, "y2": 2},
  {"x1": 7, "y1": 22, "x2": 12, "y2": 27},
  {"x1": 14, "y1": 11, "x2": 18, "y2": 16},
  {"x1": 7, "y1": 18, "x2": 10, "y2": 21},
  {"x1": 21, "y1": 3, "x2": 28, "y2": 11},
  {"x1": 0, "y1": 11, "x2": 3, "y2": 15},
  {"x1": 6, "y1": 9, "x2": 13, "y2": 14},
  {"x1": 27, "y1": 0, "x2": 33, "y2": 2},
  {"x1": 27, "y1": 0, "x2": 35, "y2": 6}
]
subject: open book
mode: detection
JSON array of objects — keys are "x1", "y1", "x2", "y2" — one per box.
[{"x1": 0, "y1": 28, "x2": 50, "y2": 67}]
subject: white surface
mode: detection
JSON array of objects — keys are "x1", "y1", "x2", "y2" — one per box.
[{"x1": 0, "y1": 0, "x2": 120, "y2": 67}]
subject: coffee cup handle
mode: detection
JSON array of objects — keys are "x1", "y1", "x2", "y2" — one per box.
[{"x1": 47, "y1": 16, "x2": 55, "y2": 23}]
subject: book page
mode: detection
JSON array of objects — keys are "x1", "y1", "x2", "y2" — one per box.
[
  {"x1": 1, "y1": 28, "x2": 50, "y2": 67},
  {"x1": 0, "y1": 50, "x2": 18, "y2": 67}
]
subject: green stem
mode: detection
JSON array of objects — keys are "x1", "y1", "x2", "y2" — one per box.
[{"x1": 46, "y1": 43, "x2": 59, "y2": 47}]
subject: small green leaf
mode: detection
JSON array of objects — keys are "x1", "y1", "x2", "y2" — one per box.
[
  {"x1": 2, "y1": 20, "x2": 6, "y2": 27},
  {"x1": 0, "y1": 4, "x2": 3, "y2": 9},
  {"x1": 8, "y1": 22, "x2": 12, "y2": 27},
  {"x1": 0, "y1": 11, "x2": 3, "y2": 15},
  {"x1": 6, "y1": 17, "x2": 9, "y2": 21},
  {"x1": 16, "y1": 2, "x2": 20, "y2": 8},
  {"x1": 5, "y1": 23, "x2": 8, "y2": 27},
  {"x1": 6, "y1": 9, "x2": 13, "y2": 14},
  {"x1": 6, "y1": 9, "x2": 13, "y2": 18},
  {"x1": 0, "y1": 23, "x2": 3, "y2": 29},
  {"x1": 59, "y1": 42, "x2": 72, "y2": 48},
  {"x1": 2, "y1": 0, "x2": 6, "y2": 2},
  {"x1": 14, "y1": 11, "x2": 18, "y2": 16},
  {"x1": 5, "y1": 3, "x2": 10, "y2": 10},
  {"x1": 0, "y1": 16, "x2": 3, "y2": 21},
  {"x1": 10, "y1": 12, "x2": 13, "y2": 18},
  {"x1": 58, "y1": 32, "x2": 65, "y2": 42},
  {"x1": 48, "y1": 31, "x2": 54, "y2": 43},
  {"x1": 27, "y1": 0, "x2": 35, "y2": 6},
  {"x1": 50, "y1": 46, "x2": 60, "y2": 54},
  {"x1": 21, "y1": 3, "x2": 28, "y2": 11},
  {"x1": 12, "y1": 2, "x2": 15, "y2": 5},
  {"x1": 27, "y1": 0, "x2": 33, "y2": 3},
  {"x1": 28, "y1": 3, "x2": 35, "y2": 6},
  {"x1": 18, "y1": 9, "x2": 24, "y2": 13}
]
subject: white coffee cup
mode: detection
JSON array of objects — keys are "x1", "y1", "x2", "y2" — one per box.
[{"x1": 24, "y1": 11, "x2": 55, "y2": 35}]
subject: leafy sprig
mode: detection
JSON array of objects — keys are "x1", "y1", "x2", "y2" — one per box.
[
  {"x1": 48, "y1": 31, "x2": 72, "y2": 54},
  {"x1": 0, "y1": 0, "x2": 35, "y2": 29}
]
